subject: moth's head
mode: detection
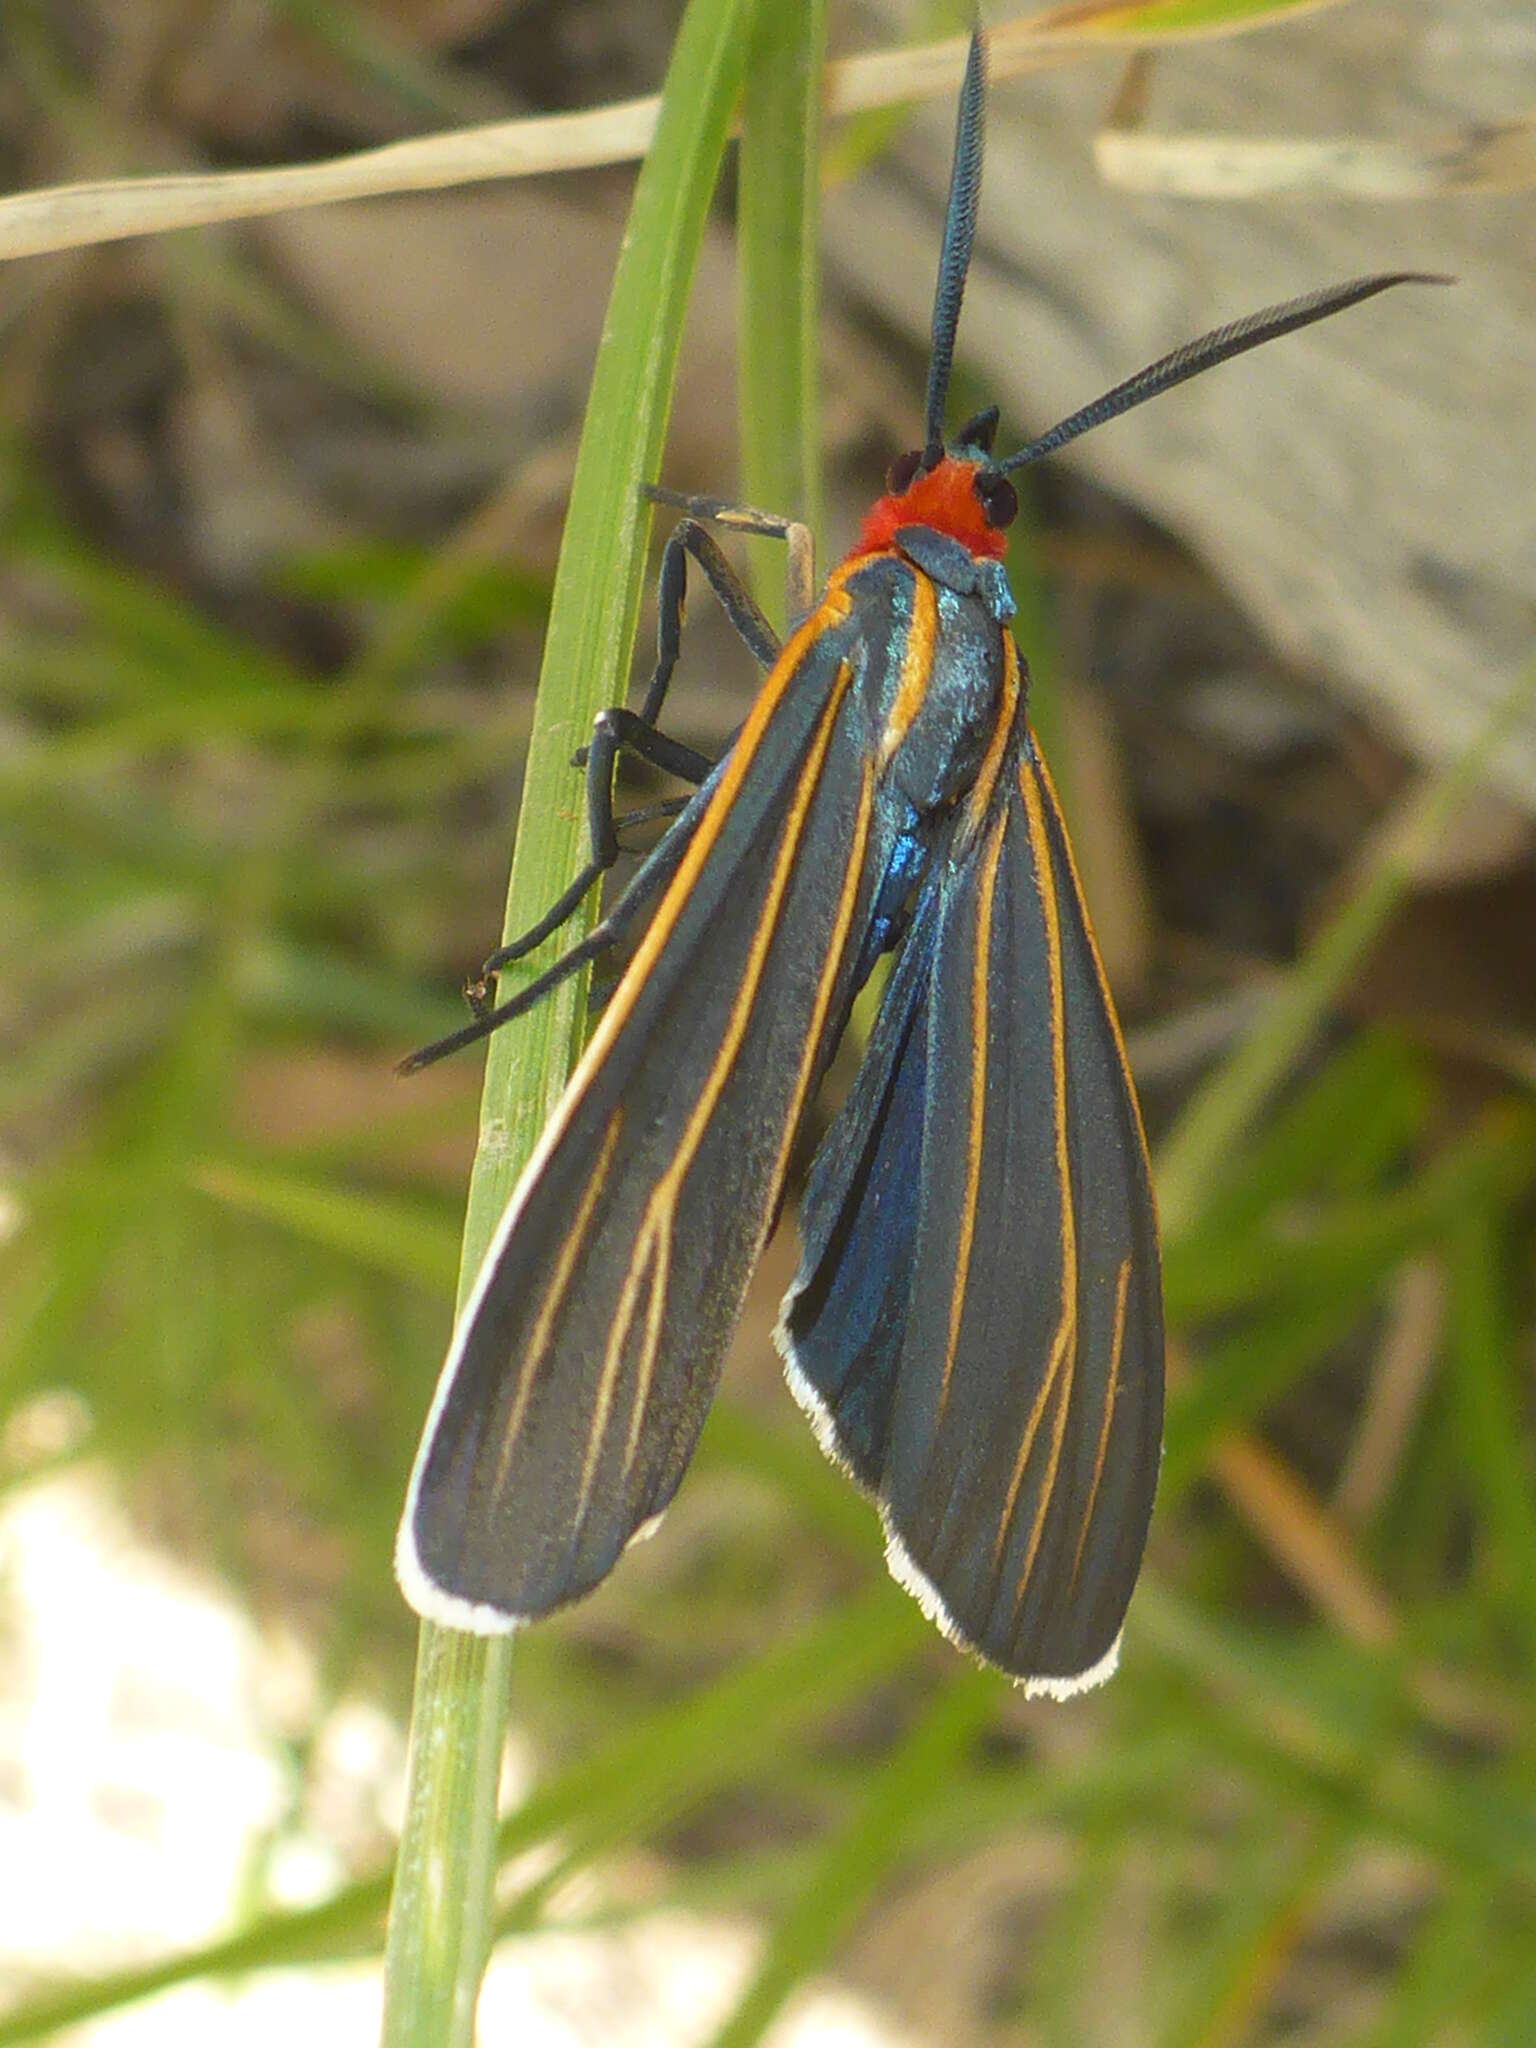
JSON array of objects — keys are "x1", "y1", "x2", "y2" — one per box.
[{"x1": 856, "y1": 405, "x2": 1019, "y2": 561}]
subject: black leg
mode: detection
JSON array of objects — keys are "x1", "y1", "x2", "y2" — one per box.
[
  {"x1": 474, "y1": 781, "x2": 694, "y2": 985},
  {"x1": 401, "y1": 499, "x2": 813, "y2": 1073},
  {"x1": 644, "y1": 488, "x2": 817, "y2": 628},
  {"x1": 478, "y1": 518, "x2": 780, "y2": 982},
  {"x1": 613, "y1": 793, "x2": 694, "y2": 834},
  {"x1": 400, "y1": 818, "x2": 696, "y2": 1074},
  {"x1": 575, "y1": 708, "x2": 713, "y2": 801},
  {"x1": 640, "y1": 518, "x2": 782, "y2": 722},
  {"x1": 575, "y1": 516, "x2": 780, "y2": 772},
  {"x1": 474, "y1": 709, "x2": 704, "y2": 990}
]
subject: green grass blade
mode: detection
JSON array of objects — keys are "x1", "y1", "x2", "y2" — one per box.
[
  {"x1": 493, "y1": 1589, "x2": 930, "y2": 1923},
  {"x1": 0, "y1": 1882, "x2": 395, "y2": 2048},
  {"x1": 704, "y1": 1671, "x2": 996, "y2": 2048},
  {"x1": 190, "y1": 1161, "x2": 460, "y2": 1292},
  {"x1": 1161, "y1": 1292, "x2": 1376, "y2": 1504},
  {"x1": 1163, "y1": 1108, "x2": 1535, "y2": 1326},
  {"x1": 1155, "y1": 654, "x2": 1536, "y2": 1239},
  {"x1": 1447, "y1": 1200, "x2": 1536, "y2": 1671},
  {"x1": 1045, "y1": 0, "x2": 1351, "y2": 32},
  {"x1": 0, "y1": 1594, "x2": 920, "y2": 2047},
  {"x1": 381, "y1": 2, "x2": 763, "y2": 2041},
  {"x1": 1486, "y1": 1958, "x2": 1536, "y2": 2048},
  {"x1": 1175, "y1": 1032, "x2": 1429, "y2": 1243},
  {"x1": 1352, "y1": 1882, "x2": 1491, "y2": 2048},
  {"x1": 737, "y1": 0, "x2": 828, "y2": 622},
  {"x1": 1150, "y1": 1819, "x2": 1344, "y2": 2048}
]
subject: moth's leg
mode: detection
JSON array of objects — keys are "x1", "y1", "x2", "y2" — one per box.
[
  {"x1": 499, "y1": 506, "x2": 799, "y2": 977},
  {"x1": 472, "y1": 777, "x2": 695, "y2": 1000},
  {"x1": 404, "y1": 503, "x2": 807, "y2": 1070},
  {"x1": 473, "y1": 514, "x2": 771, "y2": 994},
  {"x1": 638, "y1": 515, "x2": 783, "y2": 724},
  {"x1": 645, "y1": 487, "x2": 816, "y2": 632},
  {"x1": 401, "y1": 816, "x2": 693, "y2": 1073}
]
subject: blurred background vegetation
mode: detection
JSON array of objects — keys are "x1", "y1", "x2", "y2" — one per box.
[{"x1": 1, "y1": 2, "x2": 1533, "y2": 2044}]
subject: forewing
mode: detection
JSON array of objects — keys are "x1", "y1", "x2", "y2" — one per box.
[
  {"x1": 400, "y1": 600, "x2": 883, "y2": 1627},
  {"x1": 782, "y1": 740, "x2": 1162, "y2": 1691}
]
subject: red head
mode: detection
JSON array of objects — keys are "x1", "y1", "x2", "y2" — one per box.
[{"x1": 854, "y1": 451, "x2": 1017, "y2": 564}]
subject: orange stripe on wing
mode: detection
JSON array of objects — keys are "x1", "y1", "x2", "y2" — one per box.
[
  {"x1": 936, "y1": 804, "x2": 1006, "y2": 1424},
  {"x1": 611, "y1": 661, "x2": 859, "y2": 1482},
  {"x1": 878, "y1": 571, "x2": 938, "y2": 766},
  {"x1": 550, "y1": 572, "x2": 860, "y2": 1141},
  {"x1": 997, "y1": 765, "x2": 1080, "y2": 1610},
  {"x1": 493, "y1": 1104, "x2": 625, "y2": 1497},
  {"x1": 960, "y1": 633, "x2": 1021, "y2": 847},
  {"x1": 1030, "y1": 747, "x2": 1155, "y2": 1177},
  {"x1": 1070, "y1": 1255, "x2": 1132, "y2": 1592},
  {"x1": 766, "y1": 761, "x2": 877, "y2": 1211}
]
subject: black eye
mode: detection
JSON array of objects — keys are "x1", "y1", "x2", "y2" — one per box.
[
  {"x1": 887, "y1": 448, "x2": 924, "y2": 493},
  {"x1": 975, "y1": 471, "x2": 1019, "y2": 529}
]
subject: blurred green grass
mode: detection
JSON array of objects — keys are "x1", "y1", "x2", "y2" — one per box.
[{"x1": 2, "y1": 0, "x2": 1535, "y2": 2043}]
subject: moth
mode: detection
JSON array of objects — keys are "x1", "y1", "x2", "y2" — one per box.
[{"x1": 397, "y1": 31, "x2": 1433, "y2": 1693}]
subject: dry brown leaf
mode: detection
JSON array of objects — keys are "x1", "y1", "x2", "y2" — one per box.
[
  {"x1": 0, "y1": 6, "x2": 1363, "y2": 265},
  {"x1": 1335, "y1": 1260, "x2": 1446, "y2": 1529},
  {"x1": 1097, "y1": 112, "x2": 1536, "y2": 197}
]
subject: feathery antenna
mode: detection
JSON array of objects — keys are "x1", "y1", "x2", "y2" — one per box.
[
  {"x1": 922, "y1": 31, "x2": 987, "y2": 466},
  {"x1": 994, "y1": 273, "x2": 1451, "y2": 475}
]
